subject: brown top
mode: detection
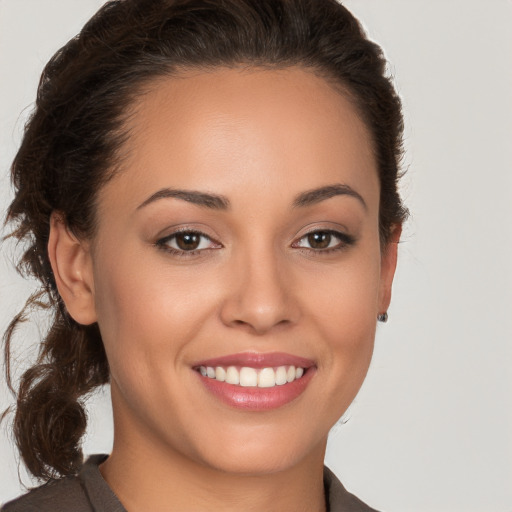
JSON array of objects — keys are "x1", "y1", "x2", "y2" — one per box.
[{"x1": 1, "y1": 455, "x2": 379, "y2": 512}]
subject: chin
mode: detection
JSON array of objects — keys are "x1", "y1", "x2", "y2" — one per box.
[{"x1": 187, "y1": 422, "x2": 326, "y2": 476}]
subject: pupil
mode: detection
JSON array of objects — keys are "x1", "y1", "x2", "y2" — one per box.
[
  {"x1": 176, "y1": 233, "x2": 200, "y2": 250},
  {"x1": 308, "y1": 232, "x2": 331, "y2": 249}
]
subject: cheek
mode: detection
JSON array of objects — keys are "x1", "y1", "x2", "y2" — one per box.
[
  {"x1": 91, "y1": 246, "x2": 220, "y2": 373},
  {"x1": 302, "y1": 248, "x2": 380, "y2": 392},
  {"x1": 304, "y1": 247, "x2": 381, "y2": 332}
]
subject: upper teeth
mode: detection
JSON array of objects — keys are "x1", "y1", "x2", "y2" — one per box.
[{"x1": 199, "y1": 365, "x2": 305, "y2": 387}]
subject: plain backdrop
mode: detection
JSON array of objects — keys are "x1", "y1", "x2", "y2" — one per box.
[{"x1": 1, "y1": 1, "x2": 511, "y2": 511}]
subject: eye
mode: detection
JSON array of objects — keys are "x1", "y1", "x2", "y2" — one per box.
[
  {"x1": 293, "y1": 230, "x2": 355, "y2": 252},
  {"x1": 156, "y1": 230, "x2": 220, "y2": 255}
]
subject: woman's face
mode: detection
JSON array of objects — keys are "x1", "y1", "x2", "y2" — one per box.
[{"x1": 80, "y1": 67, "x2": 397, "y2": 474}]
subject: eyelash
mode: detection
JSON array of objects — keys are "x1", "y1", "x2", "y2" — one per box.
[
  {"x1": 292, "y1": 229, "x2": 356, "y2": 255},
  {"x1": 155, "y1": 229, "x2": 220, "y2": 258},
  {"x1": 155, "y1": 229, "x2": 355, "y2": 258}
]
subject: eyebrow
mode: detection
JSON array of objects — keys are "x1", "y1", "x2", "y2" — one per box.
[
  {"x1": 137, "y1": 183, "x2": 366, "y2": 212},
  {"x1": 137, "y1": 188, "x2": 230, "y2": 210},
  {"x1": 292, "y1": 184, "x2": 367, "y2": 210}
]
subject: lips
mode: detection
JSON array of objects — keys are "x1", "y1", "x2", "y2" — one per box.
[
  {"x1": 194, "y1": 352, "x2": 315, "y2": 369},
  {"x1": 193, "y1": 352, "x2": 316, "y2": 411}
]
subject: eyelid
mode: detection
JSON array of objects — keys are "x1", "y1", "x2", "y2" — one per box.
[
  {"x1": 155, "y1": 227, "x2": 222, "y2": 256},
  {"x1": 153, "y1": 225, "x2": 355, "y2": 258},
  {"x1": 291, "y1": 228, "x2": 356, "y2": 252}
]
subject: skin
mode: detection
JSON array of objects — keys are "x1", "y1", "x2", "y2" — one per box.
[{"x1": 48, "y1": 67, "x2": 400, "y2": 512}]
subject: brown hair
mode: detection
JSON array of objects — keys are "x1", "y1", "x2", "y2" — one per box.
[{"x1": 3, "y1": 0, "x2": 408, "y2": 481}]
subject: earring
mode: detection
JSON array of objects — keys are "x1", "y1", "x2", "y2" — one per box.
[{"x1": 377, "y1": 312, "x2": 388, "y2": 323}]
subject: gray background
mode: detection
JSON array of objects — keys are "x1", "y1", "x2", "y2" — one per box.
[{"x1": 1, "y1": 1, "x2": 511, "y2": 510}]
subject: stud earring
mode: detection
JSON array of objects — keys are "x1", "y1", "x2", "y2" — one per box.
[{"x1": 377, "y1": 312, "x2": 388, "y2": 323}]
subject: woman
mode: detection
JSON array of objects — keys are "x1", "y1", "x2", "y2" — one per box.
[{"x1": 1, "y1": 0, "x2": 407, "y2": 510}]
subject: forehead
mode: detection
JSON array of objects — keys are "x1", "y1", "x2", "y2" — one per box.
[{"x1": 99, "y1": 66, "x2": 379, "y2": 215}]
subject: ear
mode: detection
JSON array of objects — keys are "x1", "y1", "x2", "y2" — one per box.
[
  {"x1": 48, "y1": 212, "x2": 97, "y2": 325},
  {"x1": 378, "y1": 224, "x2": 402, "y2": 316}
]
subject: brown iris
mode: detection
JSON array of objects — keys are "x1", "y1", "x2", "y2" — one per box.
[
  {"x1": 307, "y1": 231, "x2": 332, "y2": 249},
  {"x1": 175, "y1": 232, "x2": 201, "y2": 250}
]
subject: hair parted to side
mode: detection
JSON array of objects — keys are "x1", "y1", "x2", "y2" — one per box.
[{"x1": 3, "y1": 0, "x2": 408, "y2": 481}]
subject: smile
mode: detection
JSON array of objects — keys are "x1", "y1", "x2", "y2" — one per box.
[
  {"x1": 198, "y1": 365, "x2": 305, "y2": 387},
  {"x1": 193, "y1": 352, "x2": 315, "y2": 410}
]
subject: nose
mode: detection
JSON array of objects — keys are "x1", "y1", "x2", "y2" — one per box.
[{"x1": 219, "y1": 248, "x2": 300, "y2": 335}]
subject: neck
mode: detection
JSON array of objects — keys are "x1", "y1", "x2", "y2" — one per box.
[{"x1": 101, "y1": 430, "x2": 327, "y2": 512}]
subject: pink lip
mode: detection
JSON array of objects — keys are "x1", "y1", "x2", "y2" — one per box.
[
  {"x1": 193, "y1": 351, "x2": 315, "y2": 370},
  {"x1": 193, "y1": 352, "x2": 316, "y2": 411}
]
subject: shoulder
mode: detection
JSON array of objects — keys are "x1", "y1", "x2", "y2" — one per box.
[
  {"x1": 1, "y1": 475, "x2": 91, "y2": 512},
  {"x1": 324, "y1": 466, "x2": 381, "y2": 512},
  {"x1": 1, "y1": 454, "x2": 122, "y2": 512}
]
